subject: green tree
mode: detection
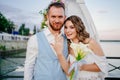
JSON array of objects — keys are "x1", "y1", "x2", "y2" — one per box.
[
  {"x1": 24, "y1": 28, "x2": 30, "y2": 36},
  {"x1": 0, "y1": 12, "x2": 8, "y2": 32},
  {"x1": 18, "y1": 23, "x2": 30, "y2": 36},
  {"x1": 0, "y1": 12, "x2": 15, "y2": 33},
  {"x1": 18, "y1": 23, "x2": 25, "y2": 35}
]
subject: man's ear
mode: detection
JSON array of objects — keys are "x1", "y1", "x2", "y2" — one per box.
[
  {"x1": 64, "y1": 15, "x2": 66, "y2": 20},
  {"x1": 46, "y1": 13, "x2": 48, "y2": 20},
  {"x1": 45, "y1": 14, "x2": 50, "y2": 27}
]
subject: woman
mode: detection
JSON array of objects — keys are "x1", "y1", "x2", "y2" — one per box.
[{"x1": 52, "y1": 15, "x2": 108, "y2": 80}]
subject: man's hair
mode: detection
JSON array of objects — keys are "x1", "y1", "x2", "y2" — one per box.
[{"x1": 47, "y1": 2, "x2": 65, "y2": 13}]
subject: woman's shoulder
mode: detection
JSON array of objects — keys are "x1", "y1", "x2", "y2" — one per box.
[
  {"x1": 88, "y1": 38, "x2": 99, "y2": 48},
  {"x1": 85, "y1": 38, "x2": 104, "y2": 56},
  {"x1": 84, "y1": 38, "x2": 94, "y2": 44}
]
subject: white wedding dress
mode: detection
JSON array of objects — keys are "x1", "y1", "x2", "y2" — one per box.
[{"x1": 67, "y1": 43, "x2": 108, "y2": 80}]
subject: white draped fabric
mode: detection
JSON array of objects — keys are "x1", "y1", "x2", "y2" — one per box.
[{"x1": 65, "y1": 0, "x2": 99, "y2": 42}]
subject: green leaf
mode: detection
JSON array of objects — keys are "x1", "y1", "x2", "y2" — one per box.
[
  {"x1": 76, "y1": 52, "x2": 81, "y2": 60},
  {"x1": 70, "y1": 70, "x2": 74, "y2": 80}
]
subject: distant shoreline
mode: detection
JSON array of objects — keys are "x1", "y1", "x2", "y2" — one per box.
[{"x1": 100, "y1": 40, "x2": 120, "y2": 42}]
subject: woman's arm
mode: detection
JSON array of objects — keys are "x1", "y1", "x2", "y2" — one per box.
[
  {"x1": 57, "y1": 53, "x2": 70, "y2": 76},
  {"x1": 88, "y1": 38, "x2": 104, "y2": 56},
  {"x1": 80, "y1": 63, "x2": 101, "y2": 72},
  {"x1": 80, "y1": 38, "x2": 105, "y2": 72},
  {"x1": 51, "y1": 35, "x2": 70, "y2": 76}
]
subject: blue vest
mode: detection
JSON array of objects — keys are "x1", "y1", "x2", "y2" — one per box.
[{"x1": 33, "y1": 31, "x2": 68, "y2": 80}]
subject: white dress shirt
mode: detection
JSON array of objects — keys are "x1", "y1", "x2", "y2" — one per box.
[{"x1": 24, "y1": 27, "x2": 62, "y2": 80}]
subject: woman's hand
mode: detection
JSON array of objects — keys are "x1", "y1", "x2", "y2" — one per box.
[
  {"x1": 51, "y1": 34, "x2": 69, "y2": 75},
  {"x1": 51, "y1": 34, "x2": 64, "y2": 55}
]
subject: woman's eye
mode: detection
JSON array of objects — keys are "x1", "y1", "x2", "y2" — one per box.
[{"x1": 70, "y1": 26, "x2": 75, "y2": 29}]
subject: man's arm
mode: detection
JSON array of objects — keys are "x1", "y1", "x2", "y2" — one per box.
[{"x1": 24, "y1": 35, "x2": 38, "y2": 80}]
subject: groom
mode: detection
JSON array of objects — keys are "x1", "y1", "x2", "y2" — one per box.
[{"x1": 24, "y1": 2, "x2": 68, "y2": 80}]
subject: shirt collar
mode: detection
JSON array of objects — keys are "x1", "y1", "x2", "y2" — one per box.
[
  {"x1": 43, "y1": 27, "x2": 63, "y2": 37},
  {"x1": 43, "y1": 27, "x2": 52, "y2": 37}
]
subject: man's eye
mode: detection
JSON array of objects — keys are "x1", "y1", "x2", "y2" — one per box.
[
  {"x1": 59, "y1": 16, "x2": 63, "y2": 18},
  {"x1": 51, "y1": 16, "x2": 55, "y2": 18}
]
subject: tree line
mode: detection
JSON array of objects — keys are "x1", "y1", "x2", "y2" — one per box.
[{"x1": 0, "y1": 12, "x2": 37, "y2": 36}]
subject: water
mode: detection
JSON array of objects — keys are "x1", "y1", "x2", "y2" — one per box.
[
  {"x1": 0, "y1": 41, "x2": 120, "y2": 80},
  {"x1": 0, "y1": 50, "x2": 25, "y2": 80},
  {"x1": 100, "y1": 41, "x2": 120, "y2": 57},
  {"x1": 100, "y1": 41, "x2": 120, "y2": 78}
]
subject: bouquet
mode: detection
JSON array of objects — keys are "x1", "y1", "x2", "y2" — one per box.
[{"x1": 69, "y1": 42, "x2": 90, "y2": 80}]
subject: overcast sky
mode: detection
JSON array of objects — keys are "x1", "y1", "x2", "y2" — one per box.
[
  {"x1": 85, "y1": 0, "x2": 120, "y2": 40},
  {"x1": 0, "y1": 0, "x2": 120, "y2": 40}
]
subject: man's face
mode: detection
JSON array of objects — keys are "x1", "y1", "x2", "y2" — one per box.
[{"x1": 47, "y1": 6, "x2": 65, "y2": 31}]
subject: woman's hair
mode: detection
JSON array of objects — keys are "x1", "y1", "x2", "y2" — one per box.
[{"x1": 64, "y1": 15, "x2": 90, "y2": 42}]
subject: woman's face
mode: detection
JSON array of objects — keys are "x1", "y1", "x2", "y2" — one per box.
[{"x1": 64, "y1": 20, "x2": 78, "y2": 42}]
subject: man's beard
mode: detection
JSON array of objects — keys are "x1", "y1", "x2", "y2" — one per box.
[{"x1": 49, "y1": 22, "x2": 63, "y2": 31}]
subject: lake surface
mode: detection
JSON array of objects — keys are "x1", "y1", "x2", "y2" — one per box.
[
  {"x1": 0, "y1": 50, "x2": 25, "y2": 80},
  {"x1": 100, "y1": 41, "x2": 120, "y2": 57}
]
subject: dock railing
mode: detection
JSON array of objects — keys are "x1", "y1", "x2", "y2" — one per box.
[
  {"x1": 100, "y1": 40, "x2": 120, "y2": 80},
  {"x1": 0, "y1": 33, "x2": 29, "y2": 41}
]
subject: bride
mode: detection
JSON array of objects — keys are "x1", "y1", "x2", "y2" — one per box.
[{"x1": 52, "y1": 15, "x2": 108, "y2": 80}]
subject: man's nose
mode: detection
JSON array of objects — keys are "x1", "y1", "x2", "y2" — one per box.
[{"x1": 55, "y1": 18, "x2": 60, "y2": 23}]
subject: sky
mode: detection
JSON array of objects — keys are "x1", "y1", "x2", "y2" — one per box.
[
  {"x1": 0, "y1": 0, "x2": 120, "y2": 40},
  {"x1": 84, "y1": 0, "x2": 120, "y2": 40}
]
